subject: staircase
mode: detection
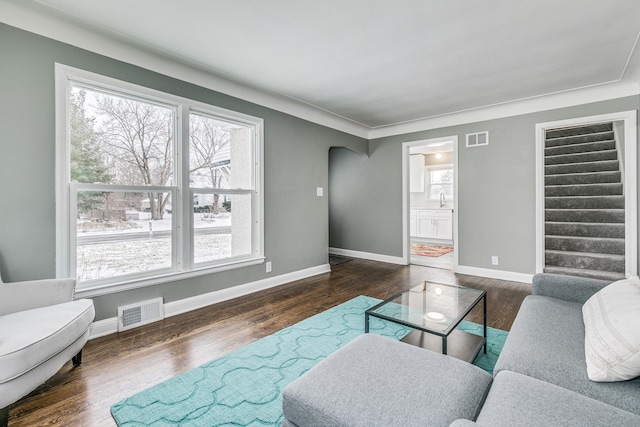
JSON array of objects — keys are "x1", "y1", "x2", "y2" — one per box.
[{"x1": 544, "y1": 122, "x2": 626, "y2": 281}]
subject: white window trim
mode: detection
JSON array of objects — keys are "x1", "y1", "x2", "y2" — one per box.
[
  {"x1": 426, "y1": 164, "x2": 453, "y2": 200},
  {"x1": 55, "y1": 64, "x2": 264, "y2": 298}
]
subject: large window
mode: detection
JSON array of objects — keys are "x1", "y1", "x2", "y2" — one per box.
[{"x1": 56, "y1": 65, "x2": 263, "y2": 295}]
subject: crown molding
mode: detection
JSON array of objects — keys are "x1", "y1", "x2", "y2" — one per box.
[
  {"x1": 0, "y1": 1, "x2": 370, "y2": 139},
  {"x1": 368, "y1": 80, "x2": 640, "y2": 140}
]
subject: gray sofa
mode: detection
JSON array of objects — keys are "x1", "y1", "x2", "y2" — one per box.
[{"x1": 282, "y1": 273, "x2": 640, "y2": 426}]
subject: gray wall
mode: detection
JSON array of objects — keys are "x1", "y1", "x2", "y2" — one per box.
[
  {"x1": 0, "y1": 24, "x2": 367, "y2": 320},
  {"x1": 329, "y1": 96, "x2": 640, "y2": 274}
]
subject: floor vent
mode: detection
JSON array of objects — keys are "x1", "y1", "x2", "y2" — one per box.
[{"x1": 118, "y1": 297, "x2": 164, "y2": 332}]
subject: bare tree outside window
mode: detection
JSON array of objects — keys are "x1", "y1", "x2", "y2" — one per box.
[
  {"x1": 189, "y1": 113, "x2": 231, "y2": 213},
  {"x1": 93, "y1": 92, "x2": 175, "y2": 220}
]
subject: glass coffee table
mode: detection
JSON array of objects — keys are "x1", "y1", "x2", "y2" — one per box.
[{"x1": 365, "y1": 281, "x2": 486, "y2": 362}]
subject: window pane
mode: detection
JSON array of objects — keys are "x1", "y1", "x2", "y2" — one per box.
[
  {"x1": 70, "y1": 85, "x2": 175, "y2": 192},
  {"x1": 189, "y1": 113, "x2": 254, "y2": 190},
  {"x1": 76, "y1": 190, "x2": 173, "y2": 282},
  {"x1": 430, "y1": 169, "x2": 453, "y2": 184},
  {"x1": 193, "y1": 193, "x2": 252, "y2": 264}
]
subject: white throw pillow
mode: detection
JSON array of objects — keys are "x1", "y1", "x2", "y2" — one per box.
[{"x1": 582, "y1": 276, "x2": 640, "y2": 382}]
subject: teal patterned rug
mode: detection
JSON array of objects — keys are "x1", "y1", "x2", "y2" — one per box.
[{"x1": 111, "y1": 295, "x2": 507, "y2": 426}]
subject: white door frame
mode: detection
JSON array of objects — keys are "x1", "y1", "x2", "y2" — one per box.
[
  {"x1": 535, "y1": 110, "x2": 638, "y2": 276},
  {"x1": 401, "y1": 135, "x2": 459, "y2": 269}
]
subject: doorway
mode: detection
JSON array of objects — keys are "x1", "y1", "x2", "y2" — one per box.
[
  {"x1": 402, "y1": 136, "x2": 458, "y2": 270},
  {"x1": 535, "y1": 111, "x2": 637, "y2": 278}
]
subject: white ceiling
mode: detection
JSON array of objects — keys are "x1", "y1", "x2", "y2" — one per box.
[{"x1": 5, "y1": 0, "x2": 640, "y2": 131}]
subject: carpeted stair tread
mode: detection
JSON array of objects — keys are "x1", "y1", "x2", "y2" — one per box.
[
  {"x1": 545, "y1": 235, "x2": 625, "y2": 255},
  {"x1": 545, "y1": 195, "x2": 624, "y2": 210},
  {"x1": 545, "y1": 250, "x2": 625, "y2": 272},
  {"x1": 545, "y1": 123, "x2": 612, "y2": 139},
  {"x1": 545, "y1": 140, "x2": 615, "y2": 156},
  {"x1": 545, "y1": 221, "x2": 624, "y2": 238},
  {"x1": 543, "y1": 266, "x2": 625, "y2": 281},
  {"x1": 545, "y1": 209, "x2": 624, "y2": 223},
  {"x1": 544, "y1": 131, "x2": 615, "y2": 147},
  {"x1": 544, "y1": 183, "x2": 622, "y2": 197},
  {"x1": 544, "y1": 149, "x2": 618, "y2": 165},
  {"x1": 545, "y1": 171, "x2": 621, "y2": 185},
  {"x1": 545, "y1": 160, "x2": 620, "y2": 175}
]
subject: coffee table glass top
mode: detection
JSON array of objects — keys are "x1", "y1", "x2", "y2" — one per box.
[{"x1": 367, "y1": 281, "x2": 485, "y2": 335}]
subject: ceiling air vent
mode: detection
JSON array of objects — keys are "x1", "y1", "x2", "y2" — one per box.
[
  {"x1": 466, "y1": 131, "x2": 489, "y2": 148},
  {"x1": 118, "y1": 297, "x2": 164, "y2": 332}
]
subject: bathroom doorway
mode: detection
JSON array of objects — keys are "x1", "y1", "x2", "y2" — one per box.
[{"x1": 403, "y1": 136, "x2": 457, "y2": 270}]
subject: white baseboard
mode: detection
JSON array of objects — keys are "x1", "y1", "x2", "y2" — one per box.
[
  {"x1": 455, "y1": 265, "x2": 533, "y2": 284},
  {"x1": 89, "y1": 317, "x2": 119, "y2": 339},
  {"x1": 327, "y1": 248, "x2": 533, "y2": 285},
  {"x1": 329, "y1": 247, "x2": 406, "y2": 265},
  {"x1": 88, "y1": 263, "x2": 331, "y2": 340},
  {"x1": 87, "y1": 260, "x2": 532, "y2": 339}
]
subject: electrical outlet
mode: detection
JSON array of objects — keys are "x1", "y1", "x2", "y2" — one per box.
[
  {"x1": 317, "y1": 187, "x2": 324, "y2": 197},
  {"x1": 266, "y1": 261, "x2": 272, "y2": 273},
  {"x1": 491, "y1": 256, "x2": 499, "y2": 266}
]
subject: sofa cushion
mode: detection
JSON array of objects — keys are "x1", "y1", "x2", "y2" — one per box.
[
  {"x1": 472, "y1": 370, "x2": 640, "y2": 427},
  {"x1": 282, "y1": 334, "x2": 492, "y2": 427},
  {"x1": 0, "y1": 299, "x2": 94, "y2": 383},
  {"x1": 582, "y1": 276, "x2": 640, "y2": 382},
  {"x1": 493, "y1": 295, "x2": 640, "y2": 415}
]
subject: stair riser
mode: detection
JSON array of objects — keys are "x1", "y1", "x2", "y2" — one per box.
[
  {"x1": 545, "y1": 131, "x2": 615, "y2": 147},
  {"x1": 545, "y1": 252, "x2": 624, "y2": 273},
  {"x1": 545, "y1": 222, "x2": 624, "y2": 238},
  {"x1": 545, "y1": 183, "x2": 622, "y2": 197},
  {"x1": 545, "y1": 237, "x2": 625, "y2": 255},
  {"x1": 545, "y1": 196, "x2": 624, "y2": 210},
  {"x1": 545, "y1": 140, "x2": 615, "y2": 156},
  {"x1": 546, "y1": 123, "x2": 612, "y2": 139},
  {"x1": 545, "y1": 161, "x2": 619, "y2": 175},
  {"x1": 545, "y1": 150, "x2": 617, "y2": 165},
  {"x1": 545, "y1": 209, "x2": 624, "y2": 223},
  {"x1": 545, "y1": 171, "x2": 621, "y2": 185}
]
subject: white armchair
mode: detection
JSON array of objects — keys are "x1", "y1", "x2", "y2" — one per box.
[{"x1": 0, "y1": 273, "x2": 95, "y2": 426}]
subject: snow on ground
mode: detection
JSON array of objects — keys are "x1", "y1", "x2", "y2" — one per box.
[
  {"x1": 76, "y1": 212, "x2": 233, "y2": 282},
  {"x1": 77, "y1": 211, "x2": 232, "y2": 235}
]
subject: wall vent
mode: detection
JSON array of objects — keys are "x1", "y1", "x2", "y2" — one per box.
[
  {"x1": 117, "y1": 297, "x2": 164, "y2": 332},
  {"x1": 466, "y1": 131, "x2": 489, "y2": 148}
]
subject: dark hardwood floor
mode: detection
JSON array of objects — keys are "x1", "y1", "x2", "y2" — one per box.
[{"x1": 8, "y1": 259, "x2": 531, "y2": 426}]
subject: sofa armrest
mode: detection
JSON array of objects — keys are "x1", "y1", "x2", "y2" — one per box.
[
  {"x1": 0, "y1": 278, "x2": 75, "y2": 315},
  {"x1": 531, "y1": 273, "x2": 611, "y2": 304}
]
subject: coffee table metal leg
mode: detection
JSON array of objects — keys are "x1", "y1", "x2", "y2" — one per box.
[
  {"x1": 442, "y1": 336, "x2": 447, "y2": 355},
  {"x1": 365, "y1": 312, "x2": 369, "y2": 333},
  {"x1": 483, "y1": 294, "x2": 487, "y2": 354}
]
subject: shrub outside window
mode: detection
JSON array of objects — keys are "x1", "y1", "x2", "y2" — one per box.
[{"x1": 56, "y1": 65, "x2": 264, "y2": 296}]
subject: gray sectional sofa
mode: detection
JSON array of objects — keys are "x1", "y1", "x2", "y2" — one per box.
[{"x1": 281, "y1": 273, "x2": 640, "y2": 426}]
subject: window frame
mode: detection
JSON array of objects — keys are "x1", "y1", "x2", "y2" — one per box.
[
  {"x1": 55, "y1": 64, "x2": 264, "y2": 297},
  {"x1": 426, "y1": 164, "x2": 454, "y2": 201}
]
